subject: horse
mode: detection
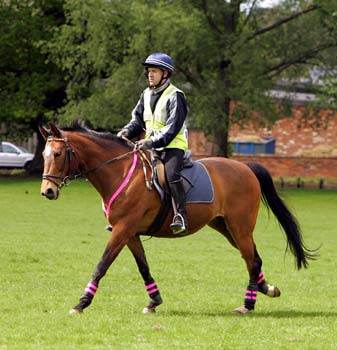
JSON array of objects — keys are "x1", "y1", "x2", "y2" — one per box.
[{"x1": 39, "y1": 123, "x2": 316, "y2": 315}]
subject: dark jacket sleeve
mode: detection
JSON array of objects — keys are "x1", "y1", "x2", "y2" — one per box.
[
  {"x1": 150, "y1": 91, "x2": 188, "y2": 149},
  {"x1": 123, "y1": 93, "x2": 146, "y2": 138}
]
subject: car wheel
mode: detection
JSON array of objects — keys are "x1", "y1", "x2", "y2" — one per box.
[{"x1": 24, "y1": 161, "x2": 32, "y2": 171}]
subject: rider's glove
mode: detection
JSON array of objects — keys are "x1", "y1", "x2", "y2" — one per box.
[{"x1": 136, "y1": 139, "x2": 153, "y2": 151}]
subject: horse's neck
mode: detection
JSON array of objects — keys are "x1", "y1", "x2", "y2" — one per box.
[
  {"x1": 72, "y1": 135, "x2": 134, "y2": 201},
  {"x1": 87, "y1": 162, "x2": 126, "y2": 203}
]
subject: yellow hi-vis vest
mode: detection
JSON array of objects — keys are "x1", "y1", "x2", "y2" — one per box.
[{"x1": 143, "y1": 84, "x2": 188, "y2": 151}]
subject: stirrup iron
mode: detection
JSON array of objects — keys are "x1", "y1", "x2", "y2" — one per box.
[{"x1": 170, "y1": 213, "x2": 186, "y2": 234}]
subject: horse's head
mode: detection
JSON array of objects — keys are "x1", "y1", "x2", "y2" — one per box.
[{"x1": 39, "y1": 123, "x2": 79, "y2": 200}]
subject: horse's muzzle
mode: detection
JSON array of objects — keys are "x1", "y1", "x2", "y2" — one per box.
[{"x1": 41, "y1": 186, "x2": 59, "y2": 200}]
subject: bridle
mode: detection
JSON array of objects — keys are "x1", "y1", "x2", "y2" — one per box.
[
  {"x1": 42, "y1": 136, "x2": 153, "y2": 192},
  {"x1": 42, "y1": 137, "x2": 81, "y2": 190}
]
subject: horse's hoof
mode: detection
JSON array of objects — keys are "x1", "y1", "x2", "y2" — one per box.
[
  {"x1": 69, "y1": 308, "x2": 83, "y2": 315},
  {"x1": 142, "y1": 306, "x2": 156, "y2": 314},
  {"x1": 266, "y1": 285, "x2": 281, "y2": 298},
  {"x1": 232, "y1": 306, "x2": 253, "y2": 314}
]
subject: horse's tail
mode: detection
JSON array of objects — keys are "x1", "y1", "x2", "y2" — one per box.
[{"x1": 246, "y1": 161, "x2": 317, "y2": 270}]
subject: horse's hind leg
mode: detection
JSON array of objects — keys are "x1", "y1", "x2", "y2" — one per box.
[
  {"x1": 228, "y1": 234, "x2": 282, "y2": 314},
  {"x1": 256, "y1": 259, "x2": 281, "y2": 299},
  {"x1": 209, "y1": 218, "x2": 280, "y2": 314},
  {"x1": 233, "y1": 241, "x2": 281, "y2": 313},
  {"x1": 127, "y1": 236, "x2": 163, "y2": 313}
]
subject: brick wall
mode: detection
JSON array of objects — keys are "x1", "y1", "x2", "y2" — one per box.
[
  {"x1": 188, "y1": 108, "x2": 337, "y2": 177},
  {"x1": 231, "y1": 155, "x2": 337, "y2": 177},
  {"x1": 230, "y1": 107, "x2": 337, "y2": 156}
]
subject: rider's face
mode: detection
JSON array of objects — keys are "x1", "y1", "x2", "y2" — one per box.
[{"x1": 147, "y1": 67, "x2": 167, "y2": 87}]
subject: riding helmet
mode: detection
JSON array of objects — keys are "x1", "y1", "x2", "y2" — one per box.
[{"x1": 142, "y1": 53, "x2": 174, "y2": 74}]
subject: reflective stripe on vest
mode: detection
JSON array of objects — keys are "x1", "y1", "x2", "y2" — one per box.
[{"x1": 143, "y1": 84, "x2": 188, "y2": 150}]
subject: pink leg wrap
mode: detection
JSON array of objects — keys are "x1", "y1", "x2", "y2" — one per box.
[
  {"x1": 245, "y1": 290, "x2": 257, "y2": 301},
  {"x1": 257, "y1": 271, "x2": 265, "y2": 284},
  {"x1": 145, "y1": 282, "x2": 159, "y2": 295},
  {"x1": 85, "y1": 282, "x2": 98, "y2": 296}
]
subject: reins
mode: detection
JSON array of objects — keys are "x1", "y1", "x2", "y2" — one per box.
[
  {"x1": 83, "y1": 150, "x2": 135, "y2": 175},
  {"x1": 121, "y1": 136, "x2": 153, "y2": 190},
  {"x1": 43, "y1": 135, "x2": 153, "y2": 193}
]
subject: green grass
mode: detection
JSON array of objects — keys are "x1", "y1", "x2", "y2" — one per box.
[{"x1": 0, "y1": 178, "x2": 336, "y2": 349}]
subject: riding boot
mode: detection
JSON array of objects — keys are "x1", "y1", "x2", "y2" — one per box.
[{"x1": 168, "y1": 179, "x2": 188, "y2": 234}]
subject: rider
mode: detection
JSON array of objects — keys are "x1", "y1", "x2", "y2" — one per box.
[{"x1": 117, "y1": 52, "x2": 188, "y2": 234}]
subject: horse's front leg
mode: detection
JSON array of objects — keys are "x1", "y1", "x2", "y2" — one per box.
[
  {"x1": 127, "y1": 235, "x2": 163, "y2": 313},
  {"x1": 70, "y1": 229, "x2": 129, "y2": 314}
]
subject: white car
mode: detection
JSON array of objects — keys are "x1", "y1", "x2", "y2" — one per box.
[{"x1": 0, "y1": 141, "x2": 34, "y2": 169}]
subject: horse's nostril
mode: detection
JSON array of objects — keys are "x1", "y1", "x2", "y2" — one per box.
[
  {"x1": 46, "y1": 188, "x2": 54, "y2": 195},
  {"x1": 42, "y1": 187, "x2": 56, "y2": 200}
]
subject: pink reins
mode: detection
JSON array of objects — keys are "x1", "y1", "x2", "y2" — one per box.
[{"x1": 102, "y1": 150, "x2": 138, "y2": 217}]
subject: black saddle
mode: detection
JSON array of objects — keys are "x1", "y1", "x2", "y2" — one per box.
[{"x1": 145, "y1": 151, "x2": 214, "y2": 235}]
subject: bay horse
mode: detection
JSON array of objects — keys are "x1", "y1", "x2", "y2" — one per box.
[{"x1": 39, "y1": 123, "x2": 315, "y2": 315}]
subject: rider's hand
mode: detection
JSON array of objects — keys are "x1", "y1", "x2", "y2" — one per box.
[
  {"x1": 136, "y1": 139, "x2": 153, "y2": 151},
  {"x1": 117, "y1": 129, "x2": 129, "y2": 139}
]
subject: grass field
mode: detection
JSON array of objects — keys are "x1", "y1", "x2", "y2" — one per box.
[{"x1": 0, "y1": 177, "x2": 336, "y2": 350}]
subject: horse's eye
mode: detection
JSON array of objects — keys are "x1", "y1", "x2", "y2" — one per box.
[{"x1": 54, "y1": 151, "x2": 62, "y2": 158}]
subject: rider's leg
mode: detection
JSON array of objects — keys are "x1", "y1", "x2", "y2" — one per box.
[
  {"x1": 162, "y1": 149, "x2": 187, "y2": 234},
  {"x1": 168, "y1": 179, "x2": 188, "y2": 233}
]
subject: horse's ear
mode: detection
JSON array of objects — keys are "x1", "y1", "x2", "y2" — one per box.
[
  {"x1": 39, "y1": 125, "x2": 50, "y2": 141},
  {"x1": 49, "y1": 123, "x2": 62, "y2": 138}
]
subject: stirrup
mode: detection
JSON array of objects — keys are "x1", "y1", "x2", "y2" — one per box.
[{"x1": 170, "y1": 213, "x2": 186, "y2": 234}]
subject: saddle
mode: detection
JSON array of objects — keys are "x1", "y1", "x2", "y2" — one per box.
[{"x1": 146, "y1": 151, "x2": 214, "y2": 235}]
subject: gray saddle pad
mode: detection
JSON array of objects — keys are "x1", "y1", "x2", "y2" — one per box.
[{"x1": 182, "y1": 161, "x2": 214, "y2": 204}]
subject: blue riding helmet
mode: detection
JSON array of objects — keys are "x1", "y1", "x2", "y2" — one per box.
[{"x1": 142, "y1": 53, "x2": 174, "y2": 74}]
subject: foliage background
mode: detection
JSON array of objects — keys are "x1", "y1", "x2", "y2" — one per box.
[{"x1": 1, "y1": 0, "x2": 337, "y2": 165}]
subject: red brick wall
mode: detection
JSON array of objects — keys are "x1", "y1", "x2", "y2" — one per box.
[
  {"x1": 188, "y1": 108, "x2": 337, "y2": 177},
  {"x1": 231, "y1": 155, "x2": 337, "y2": 177},
  {"x1": 230, "y1": 107, "x2": 337, "y2": 156}
]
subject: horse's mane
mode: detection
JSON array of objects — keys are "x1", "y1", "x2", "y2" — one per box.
[{"x1": 60, "y1": 123, "x2": 130, "y2": 148}]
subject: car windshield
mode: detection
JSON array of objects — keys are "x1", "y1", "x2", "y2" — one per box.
[{"x1": 18, "y1": 146, "x2": 30, "y2": 153}]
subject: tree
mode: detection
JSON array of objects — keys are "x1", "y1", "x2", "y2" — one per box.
[
  {"x1": 0, "y1": 0, "x2": 66, "y2": 171},
  {"x1": 50, "y1": 0, "x2": 337, "y2": 156},
  {"x1": 47, "y1": 0, "x2": 142, "y2": 130},
  {"x1": 148, "y1": 0, "x2": 337, "y2": 155}
]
